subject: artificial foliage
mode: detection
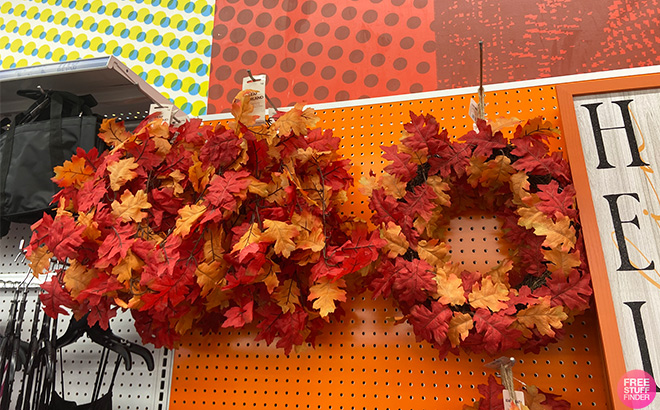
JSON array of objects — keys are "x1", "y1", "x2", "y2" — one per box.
[
  {"x1": 26, "y1": 93, "x2": 384, "y2": 351},
  {"x1": 364, "y1": 113, "x2": 592, "y2": 356}
]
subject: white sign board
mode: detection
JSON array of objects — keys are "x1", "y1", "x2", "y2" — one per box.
[{"x1": 559, "y1": 77, "x2": 660, "y2": 409}]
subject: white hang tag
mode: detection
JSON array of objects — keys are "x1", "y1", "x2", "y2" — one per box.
[
  {"x1": 502, "y1": 390, "x2": 525, "y2": 409},
  {"x1": 242, "y1": 74, "x2": 267, "y2": 125},
  {"x1": 149, "y1": 103, "x2": 174, "y2": 124},
  {"x1": 468, "y1": 98, "x2": 480, "y2": 122}
]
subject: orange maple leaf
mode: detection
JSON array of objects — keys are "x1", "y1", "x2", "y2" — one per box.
[
  {"x1": 173, "y1": 203, "x2": 207, "y2": 237},
  {"x1": 231, "y1": 223, "x2": 262, "y2": 254},
  {"x1": 274, "y1": 279, "x2": 301, "y2": 314},
  {"x1": 523, "y1": 385, "x2": 547, "y2": 410},
  {"x1": 273, "y1": 102, "x2": 319, "y2": 136},
  {"x1": 485, "y1": 260, "x2": 514, "y2": 284},
  {"x1": 99, "y1": 118, "x2": 132, "y2": 148},
  {"x1": 516, "y1": 298, "x2": 568, "y2": 337},
  {"x1": 426, "y1": 175, "x2": 451, "y2": 206},
  {"x1": 111, "y1": 189, "x2": 152, "y2": 223},
  {"x1": 195, "y1": 260, "x2": 225, "y2": 297},
  {"x1": 417, "y1": 239, "x2": 450, "y2": 268},
  {"x1": 261, "y1": 219, "x2": 299, "y2": 258},
  {"x1": 77, "y1": 210, "x2": 101, "y2": 241},
  {"x1": 111, "y1": 249, "x2": 143, "y2": 284},
  {"x1": 380, "y1": 222, "x2": 410, "y2": 258},
  {"x1": 188, "y1": 154, "x2": 214, "y2": 193},
  {"x1": 53, "y1": 156, "x2": 94, "y2": 188},
  {"x1": 203, "y1": 225, "x2": 226, "y2": 261},
  {"x1": 107, "y1": 158, "x2": 139, "y2": 191},
  {"x1": 434, "y1": 273, "x2": 466, "y2": 305},
  {"x1": 447, "y1": 312, "x2": 474, "y2": 347},
  {"x1": 229, "y1": 89, "x2": 259, "y2": 132},
  {"x1": 292, "y1": 211, "x2": 325, "y2": 252},
  {"x1": 27, "y1": 245, "x2": 52, "y2": 277},
  {"x1": 308, "y1": 277, "x2": 347, "y2": 318},
  {"x1": 468, "y1": 277, "x2": 510, "y2": 312},
  {"x1": 542, "y1": 248, "x2": 581, "y2": 276},
  {"x1": 518, "y1": 208, "x2": 576, "y2": 252},
  {"x1": 63, "y1": 260, "x2": 97, "y2": 299},
  {"x1": 509, "y1": 172, "x2": 532, "y2": 205},
  {"x1": 480, "y1": 155, "x2": 515, "y2": 188}
]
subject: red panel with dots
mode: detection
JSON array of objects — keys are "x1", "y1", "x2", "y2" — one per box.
[{"x1": 207, "y1": 0, "x2": 437, "y2": 113}]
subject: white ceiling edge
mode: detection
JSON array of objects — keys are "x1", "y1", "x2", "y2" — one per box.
[{"x1": 200, "y1": 64, "x2": 660, "y2": 122}]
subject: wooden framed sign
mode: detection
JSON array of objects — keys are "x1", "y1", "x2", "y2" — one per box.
[{"x1": 558, "y1": 75, "x2": 660, "y2": 409}]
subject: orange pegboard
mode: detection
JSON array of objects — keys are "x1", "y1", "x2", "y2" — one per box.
[{"x1": 170, "y1": 86, "x2": 610, "y2": 409}]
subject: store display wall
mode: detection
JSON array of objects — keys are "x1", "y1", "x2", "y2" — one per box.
[
  {"x1": 209, "y1": 0, "x2": 660, "y2": 111},
  {"x1": 0, "y1": 0, "x2": 214, "y2": 116},
  {"x1": 170, "y1": 85, "x2": 612, "y2": 409}
]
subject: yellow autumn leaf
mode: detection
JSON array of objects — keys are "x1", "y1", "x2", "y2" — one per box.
[
  {"x1": 468, "y1": 277, "x2": 510, "y2": 312},
  {"x1": 434, "y1": 273, "x2": 466, "y2": 305},
  {"x1": 516, "y1": 298, "x2": 568, "y2": 337},
  {"x1": 173, "y1": 203, "x2": 207, "y2": 237},
  {"x1": 142, "y1": 117, "x2": 170, "y2": 138},
  {"x1": 261, "y1": 260, "x2": 281, "y2": 293},
  {"x1": 231, "y1": 223, "x2": 262, "y2": 253},
  {"x1": 509, "y1": 172, "x2": 532, "y2": 205},
  {"x1": 261, "y1": 219, "x2": 299, "y2": 257},
  {"x1": 543, "y1": 248, "x2": 581, "y2": 276},
  {"x1": 27, "y1": 245, "x2": 52, "y2": 277},
  {"x1": 111, "y1": 249, "x2": 143, "y2": 284},
  {"x1": 107, "y1": 158, "x2": 139, "y2": 191},
  {"x1": 489, "y1": 116, "x2": 521, "y2": 133},
  {"x1": 417, "y1": 239, "x2": 450, "y2": 268},
  {"x1": 63, "y1": 260, "x2": 97, "y2": 299},
  {"x1": 205, "y1": 279, "x2": 232, "y2": 310},
  {"x1": 308, "y1": 277, "x2": 347, "y2": 318},
  {"x1": 111, "y1": 190, "x2": 152, "y2": 223},
  {"x1": 78, "y1": 210, "x2": 101, "y2": 241},
  {"x1": 467, "y1": 155, "x2": 489, "y2": 188},
  {"x1": 447, "y1": 312, "x2": 474, "y2": 347},
  {"x1": 523, "y1": 385, "x2": 547, "y2": 410},
  {"x1": 247, "y1": 179, "x2": 270, "y2": 197},
  {"x1": 518, "y1": 208, "x2": 576, "y2": 252},
  {"x1": 53, "y1": 156, "x2": 94, "y2": 188},
  {"x1": 203, "y1": 225, "x2": 226, "y2": 261},
  {"x1": 195, "y1": 260, "x2": 225, "y2": 297},
  {"x1": 380, "y1": 222, "x2": 409, "y2": 258},
  {"x1": 292, "y1": 211, "x2": 325, "y2": 252},
  {"x1": 485, "y1": 259, "x2": 513, "y2": 284},
  {"x1": 98, "y1": 118, "x2": 132, "y2": 148},
  {"x1": 523, "y1": 116, "x2": 561, "y2": 140},
  {"x1": 174, "y1": 307, "x2": 201, "y2": 335},
  {"x1": 274, "y1": 279, "x2": 301, "y2": 314},
  {"x1": 426, "y1": 175, "x2": 451, "y2": 206}
]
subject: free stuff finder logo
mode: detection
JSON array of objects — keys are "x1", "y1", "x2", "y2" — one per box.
[{"x1": 618, "y1": 370, "x2": 657, "y2": 408}]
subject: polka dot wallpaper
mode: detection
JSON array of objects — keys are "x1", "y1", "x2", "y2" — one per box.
[
  {"x1": 0, "y1": 0, "x2": 215, "y2": 116},
  {"x1": 207, "y1": 0, "x2": 436, "y2": 113}
]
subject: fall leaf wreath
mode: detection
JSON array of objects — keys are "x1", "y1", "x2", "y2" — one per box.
[
  {"x1": 364, "y1": 113, "x2": 593, "y2": 356},
  {"x1": 26, "y1": 93, "x2": 383, "y2": 352}
]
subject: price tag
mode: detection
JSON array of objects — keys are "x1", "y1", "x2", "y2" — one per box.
[
  {"x1": 242, "y1": 74, "x2": 267, "y2": 125},
  {"x1": 503, "y1": 390, "x2": 525, "y2": 410},
  {"x1": 149, "y1": 103, "x2": 174, "y2": 124},
  {"x1": 469, "y1": 98, "x2": 480, "y2": 122}
]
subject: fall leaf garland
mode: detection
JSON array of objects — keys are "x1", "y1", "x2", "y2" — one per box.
[
  {"x1": 365, "y1": 113, "x2": 592, "y2": 356},
  {"x1": 26, "y1": 93, "x2": 384, "y2": 352}
]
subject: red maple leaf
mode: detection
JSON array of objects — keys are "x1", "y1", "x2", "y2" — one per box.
[
  {"x1": 402, "y1": 111, "x2": 444, "y2": 156},
  {"x1": 200, "y1": 127, "x2": 242, "y2": 170},
  {"x1": 473, "y1": 308, "x2": 522, "y2": 354},
  {"x1": 477, "y1": 375, "x2": 505, "y2": 410},
  {"x1": 255, "y1": 302, "x2": 284, "y2": 346},
  {"x1": 536, "y1": 180, "x2": 577, "y2": 219},
  {"x1": 315, "y1": 226, "x2": 385, "y2": 282},
  {"x1": 84, "y1": 298, "x2": 117, "y2": 331},
  {"x1": 40, "y1": 275, "x2": 74, "y2": 317},
  {"x1": 391, "y1": 258, "x2": 436, "y2": 305},
  {"x1": 46, "y1": 215, "x2": 85, "y2": 260},
  {"x1": 408, "y1": 301, "x2": 452, "y2": 346},
  {"x1": 430, "y1": 138, "x2": 471, "y2": 178},
  {"x1": 460, "y1": 119, "x2": 507, "y2": 158},
  {"x1": 244, "y1": 131, "x2": 270, "y2": 174},
  {"x1": 322, "y1": 159, "x2": 353, "y2": 191},
  {"x1": 306, "y1": 128, "x2": 340, "y2": 152},
  {"x1": 126, "y1": 137, "x2": 164, "y2": 170},
  {"x1": 95, "y1": 224, "x2": 136, "y2": 270},
  {"x1": 77, "y1": 179, "x2": 109, "y2": 213},
  {"x1": 400, "y1": 185, "x2": 437, "y2": 221},
  {"x1": 205, "y1": 170, "x2": 252, "y2": 210},
  {"x1": 512, "y1": 151, "x2": 570, "y2": 181},
  {"x1": 381, "y1": 145, "x2": 418, "y2": 181},
  {"x1": 222, "y1": 300, "x2": 254, "y2": 328},
  {"x1": 177, "y1": 118, "x2": 208, "y2": 146},
  {"x1": 539, "y1": 270, "x2": 592, "y2": 310},
  {"x1": 511, "y1": 127, "x2": 549, "y2": 159},
  {"x1": 541, "y1": 389, "x2": 572, "y2": 410},
  {"x1": 77, "y1": 273, "x2": 124, "y2": 304},
  {"x1": 273, "y1": 309, "x2": 308, "y2": 355},
  {"x1": 369, "y1": 189, "x2": 405, "y2": 226}
]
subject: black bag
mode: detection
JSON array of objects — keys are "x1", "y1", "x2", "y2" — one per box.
[{"x1": 0, "y1": 89, "x2": 106, "y2": 237}]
